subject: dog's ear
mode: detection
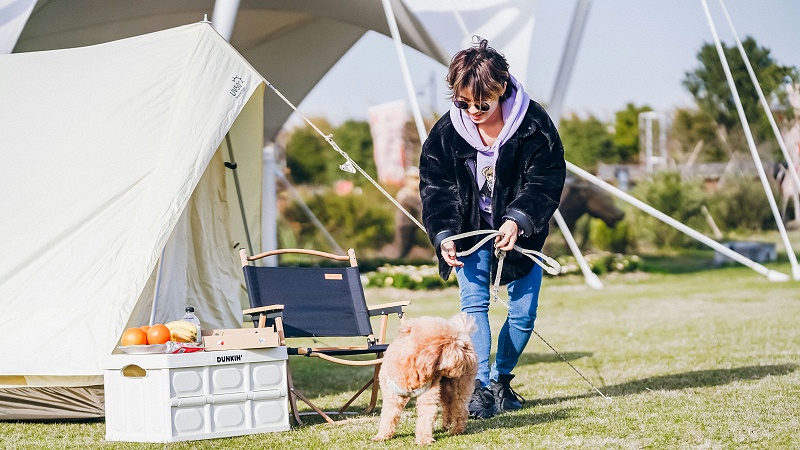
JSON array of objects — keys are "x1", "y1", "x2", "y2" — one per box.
[{"x1": 397, "y1": 322, "x2": 413, "y2": 337}]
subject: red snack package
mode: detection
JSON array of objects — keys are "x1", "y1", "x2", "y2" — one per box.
[{"x1": 165, "y1": 341, "x2": 204, "y2": 354}]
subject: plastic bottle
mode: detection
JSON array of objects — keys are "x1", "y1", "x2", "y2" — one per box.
[{"x1": 181, "y1": 306, "x2": 202, "y2": 343}]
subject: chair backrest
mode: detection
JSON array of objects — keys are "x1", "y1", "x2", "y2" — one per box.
[{"x1": 242, "y1": 265, "x2": 373, "y2": 338}]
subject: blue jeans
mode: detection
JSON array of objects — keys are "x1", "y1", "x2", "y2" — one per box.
[{"x1": 454, "y1": 240, "x2": 542, "y2": 388}]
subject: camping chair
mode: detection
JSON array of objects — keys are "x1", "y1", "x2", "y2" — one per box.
[{"x1": 239, "y1": 248, "x2": 409, "y2": 425}]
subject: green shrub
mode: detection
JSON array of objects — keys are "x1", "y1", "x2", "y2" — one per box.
[
  {"x1": 629, "y1": 171, "x2": 708, "y2": 249},
  {"x1": 281, "y1": 188, "x2": 394, "y2": 254},
  {"x1": 589, "y1": 218, "x2": 637, "y2": 254},
  {"x1": 707, "y1": 176, "x2": 777, "y2": 231},
  {"x1": 554, "y1": 252, "x2": 641, "y2": 276}
]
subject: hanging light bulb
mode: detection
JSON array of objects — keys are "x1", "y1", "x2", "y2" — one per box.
[{"x1": 339, "y1": 161, "x2": 356, "y2": 174}]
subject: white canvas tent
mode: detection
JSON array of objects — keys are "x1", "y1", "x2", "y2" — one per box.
[
  {"x1": 6, "y1": 0, "x2": 448, "y2": 142},
  {"x1": 0, "y1": 22, "x2": 267, "y2": 419}
]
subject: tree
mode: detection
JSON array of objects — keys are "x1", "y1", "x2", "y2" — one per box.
[
  {"x1": 613, "y1": 103, "x2": 652, "y2": 163},
  {"x1": 670, "y1": 108, "x2": 728, "y2": 162},
  {"x1": 332, "y1": 120, "x2": 376, "y2": 186},
  {"x1": 285, "y1": 119, "x2": 332, "y2": 184},
  {"x1": 683, "y1": 36, "x2": 798, "y2": 157},
  {"x1": 559, "y1": 114, "x2": 616, "y2": 173}
]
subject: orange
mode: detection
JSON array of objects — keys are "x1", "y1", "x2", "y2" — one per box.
[
  {"x1": 146, "y1": 324, "x2": 170, "y2": 345},
  {"x1": 121, "y1": 328, "x2": 148, "y2": 346},
  {"x1": 139, "y1": 325, "x2": 151, "y2": 333}
]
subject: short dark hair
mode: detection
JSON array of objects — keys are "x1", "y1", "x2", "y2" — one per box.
[{"x1": 446, "y1": 38, "x2": 511, "y2": 103}]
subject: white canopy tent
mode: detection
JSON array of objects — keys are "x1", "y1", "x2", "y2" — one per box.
[
  {"x1": 0, "y1": 22, "x2": 266, "y2": 419},
  {"x1": 6, "y1": 0, "x2": 448, "y2": 142}
]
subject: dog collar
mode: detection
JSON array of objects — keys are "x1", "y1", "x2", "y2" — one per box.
[{"x1": 387, "y1": 379, "x2": 432, "y2": 398}]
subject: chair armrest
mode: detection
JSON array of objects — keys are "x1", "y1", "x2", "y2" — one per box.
[
  {"x1": 367, "y1": 300, "x2": 411, "y2": 317},
  {"x1": 243, "y1": 304, "x2": 284, "y2": 315}
]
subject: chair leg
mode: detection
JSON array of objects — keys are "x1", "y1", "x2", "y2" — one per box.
[
  {"x1": 365, "y1": 363, "x2": 382, "y2": 414},
  {"x1": 338, "y1": 362, "x2": 382, "y2": 415},
  {"x1": 286, "y1": 369, "x2": 303, "y2": 426},
  {"x1": 338, "y1": 376, "x2": 374, "y2": 415},
  {"x1": 287, "y1": 364, "x2": 337, "y2": 425},
  {"x1": 291, "y1": 389, "x2": 337, "y2": 425}
]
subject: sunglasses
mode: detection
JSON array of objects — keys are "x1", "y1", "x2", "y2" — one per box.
[{"x1": 453, "y1": 99, "x2": 493, "y2": 112}]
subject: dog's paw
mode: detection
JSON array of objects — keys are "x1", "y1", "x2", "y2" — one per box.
[
  {"x1": 414, "y1": 436, "x2": 435, "y2": 446},
  {"x1": 447, "y1": 421, "x2": 467, "y2": 436},
  {"x1": 372, "y1": 433, "x2": 392, "y2": 442}
]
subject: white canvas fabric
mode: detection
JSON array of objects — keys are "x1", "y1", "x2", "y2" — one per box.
[
  {"x1": 0, "y1": 22, "x2": 264, "y2": 379},
  {"x1": 5, "y1": 0, "x2": 448, "y2": 142},
  {"x1": 0, "y1": 0, "x2": 36, "y2": 54}
]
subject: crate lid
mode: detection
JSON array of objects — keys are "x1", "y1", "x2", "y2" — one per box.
[{"x1": 101, "y1": 347, "x2": 287, "y2": 370}]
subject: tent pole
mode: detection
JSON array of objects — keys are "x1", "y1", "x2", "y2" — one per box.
[
  {"x1": 149, "y1": 246, "x2": 166, "y2": 326},
  {"x1": 381, "y1": 0, "x2": 428, "y2": 143},
  {"x1": 225, "y1": 133, "x2": 254, "y2": 255},
  {"x1": 548, "y1": 0, "x2": 601, "y2": 289},
  {"x1": 262, "y1": 144, "x2": 278, "y2": 266},
  {"x1": 548, "y1": 0, "x2": 592, "y2": 123},
  {"x1": 211, "y1": 0, "x2": 240, "y2": 41},
  {"x1": 699, "y1": 0, "x2": 799, "y2": 279},
  {"x1": 568, "y1": 161, "x2": 789, "y2": 281},
  {"x1": 715, "y1": 0, "x2": 800, "y2": 280}
]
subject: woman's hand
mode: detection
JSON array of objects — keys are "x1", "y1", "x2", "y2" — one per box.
[
  {"x1": 494, "y1": 220, "x2": 519, "y2": 251},
  {"x1": 440, "y1": 241, "x2": 464, "y2": 267}
]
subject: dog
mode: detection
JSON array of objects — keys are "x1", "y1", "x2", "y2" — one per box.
[{"x1": 373, "y1": 313, "x2": 478, "y2": 446}]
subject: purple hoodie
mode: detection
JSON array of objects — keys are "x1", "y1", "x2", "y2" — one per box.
[{"x1": 449, "y1": 74, "x2": 530, "y2": 224}]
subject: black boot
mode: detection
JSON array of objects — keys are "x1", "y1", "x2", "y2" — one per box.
[
  {"x1": 491, "y1": 374, "x2": 526, "y2": 412},
  {"x1": 468, "y1": 380, "x2": 496, "y2": 419}
]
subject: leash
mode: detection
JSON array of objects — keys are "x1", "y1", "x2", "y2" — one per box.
[
  {"x1": 442, "y1": 230, "x2": 608, "y2": 399},
  {"x1": 440, "y1": 230, "x2": 561, "y2": 306}
]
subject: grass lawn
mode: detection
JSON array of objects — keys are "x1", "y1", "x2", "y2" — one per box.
[{"x1": 3, "y1": 261, "x2": 800, "y2": 449}]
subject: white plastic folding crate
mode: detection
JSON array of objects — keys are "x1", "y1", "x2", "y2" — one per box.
[{"x1": 102, "y1": 347, "x2": 289, "y2": 442}]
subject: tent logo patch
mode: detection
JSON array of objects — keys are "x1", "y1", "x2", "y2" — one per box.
[{"x1": 230, "y1": 76, "x2": 245, "y2": 98}]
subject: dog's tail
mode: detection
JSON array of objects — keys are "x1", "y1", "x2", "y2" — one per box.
[
  {"x1": 438, "y1": 313, "x2": 478, "y2": 378},
  {"x1": 450, "y1": 312, "x2": 477, "y2": 335}
]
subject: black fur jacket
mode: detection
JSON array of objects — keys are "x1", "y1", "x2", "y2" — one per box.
[{"x1": 419, "y1": 100, "x2": 566, "y2": 284}]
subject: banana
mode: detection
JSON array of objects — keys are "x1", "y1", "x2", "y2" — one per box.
[{"x1": 165, "y1": 320, "x2": 198, "y2": 342}]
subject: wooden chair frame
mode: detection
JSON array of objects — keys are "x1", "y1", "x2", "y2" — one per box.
[{"x1": 240, "y1": 248, "x2": 409, "y2": 425}]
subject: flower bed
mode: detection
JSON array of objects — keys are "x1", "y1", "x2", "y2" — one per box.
[
  {"x1": 556, "y1": 252, "x2": 641, "y2": 275},
  {"x1": 363, "y1": 253, "x2": 641, "y2": 290}
]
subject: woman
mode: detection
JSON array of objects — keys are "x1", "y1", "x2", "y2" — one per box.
[{"x1": 419, "y1": 39, "x2": 565, "y2": 419}]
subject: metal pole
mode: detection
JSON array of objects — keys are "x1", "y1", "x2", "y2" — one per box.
[
  {"x1": 715, "y1": 0, "x2": 800, "y2": 279},
  {"x1": 211, "y1": 0, "x2": 240, "y2": 41},
  {"x1": 262, "y1": 144, "x2": 278, "y2": 266},
  {"x1": 149, "y1": 246, "x2": 166, "y2": 326},
  {"x1": 645, "y1": 113, "x2": 654, "y2": 173},
  {"x1": 568, "y1": 161, "x2": 789, "y2": 282},
  {"x1": 699, "y1": 0, "x2": 799, "y2": 279},
  {"x1": 548, "y1": 0, "x2": 592, "y2": 123},
  {"x1": 547, "y1": 0, "x2": 599, "y2": 288},
  {"x1": 225, "y1": 133, "x2": 254, "y2": 255},
  {"x1": 659, "y1": 112, "x2": 668, "y2": 166},
  {"x1": 381, "y1": 0, "x2": 428, "y2": 143}
]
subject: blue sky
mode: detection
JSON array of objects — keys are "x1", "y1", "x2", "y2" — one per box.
[{"x1": 286, "y1": 0, "x2": 800, "y2": 129}]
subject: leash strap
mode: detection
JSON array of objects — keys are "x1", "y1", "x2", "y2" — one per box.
[{"x1": 441, "y1": 229, "x2": 561, "y2": 306}]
